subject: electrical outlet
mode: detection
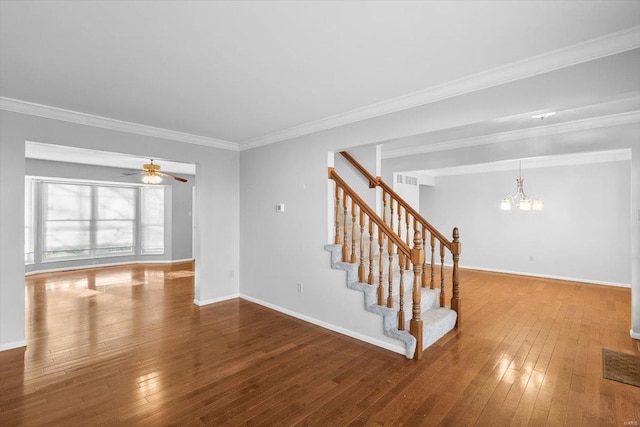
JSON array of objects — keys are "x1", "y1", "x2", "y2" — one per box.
[{"x1": 297, "y1": 283, "x2": 303, "y2": 293}]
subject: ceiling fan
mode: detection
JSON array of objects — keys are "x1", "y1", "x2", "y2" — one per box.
[{"x1": 119, "y1": 159, "x2": 188, "y2": 184}]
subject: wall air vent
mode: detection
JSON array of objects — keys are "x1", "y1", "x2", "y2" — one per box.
[
  {"x1": 396, "y1": 174, "x2": 403, "y2": 184},
  {"x1": 405, "y1": 176, "x2": 418, "y2": 186}
]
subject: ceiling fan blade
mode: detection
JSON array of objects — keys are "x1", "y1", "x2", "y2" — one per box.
[
  {"x1": 111, "y1": 171, "x2": 143, "y2": 179},
  {"x1": 157, "y1": 171, "x2": 188, "y2": 183}
]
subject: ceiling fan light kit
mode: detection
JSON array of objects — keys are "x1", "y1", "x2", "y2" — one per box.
[
  {"x1": 142, "y1": 161, "x2": 163, "y2": 184},
  {"x1": 122, "y1": 159, "x2": 188, "y2": 184},
  {"x1": 142, "y1": 174, "x2": 163, "y2": 184}
]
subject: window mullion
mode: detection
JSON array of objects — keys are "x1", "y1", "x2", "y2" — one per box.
[
  {"x1": 91, "y1": 185, "x2": 97, "y2": 257},
  {"x1": 136, "y1": 187, "x2": 141, "y2": 256},
  {"x1": 33, "y1": 180, "x2": 42, "y2": 265}
]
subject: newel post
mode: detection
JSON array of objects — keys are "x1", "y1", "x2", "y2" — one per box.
[
  {"x1": 410, "y1": 230, "x2": 425, "y2": 360},
  {"x1": 451, "y1": 227, "x2": 461, "y2": 328}
]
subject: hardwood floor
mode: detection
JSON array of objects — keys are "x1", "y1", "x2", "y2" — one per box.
[{"x1": 1, "y1": 262, "x2": 638, "y2": 426}]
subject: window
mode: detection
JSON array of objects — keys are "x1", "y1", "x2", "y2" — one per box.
[
  {"x1": 42, "y1": 182, "x2": 93, "y2": 260},
  {"x1": 95, "y1": 186, "x2": 136, "y2": 256},
  {"x1": 29, "y1": 179, "x2": 164, "y2": 263},
  {"x1": 140, "y1": 187, "x2": 165, "y2": 254}
]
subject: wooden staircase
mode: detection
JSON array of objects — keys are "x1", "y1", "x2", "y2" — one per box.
[{"x1": 326, "y1": 152, "x2": 461, "y2": 359}]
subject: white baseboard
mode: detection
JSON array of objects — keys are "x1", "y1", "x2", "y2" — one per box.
[
  {"x1": 194, "y1": 293, "x2": 239, "y2": 306},
  {"x1": 631, "y1": 330, "x2": 640, "y2": 340},
  {"x1": 239, "y1": 294, "x2": 405, "y2": 356},
  {"x1": 166, "y1": 258, "x2": 195, "y2": 264},
  {"x1": 452, "y1": 263, "x2": 631, "y2": 288},
  {"x1": 25, "y1": 258, "x2": 195, "y2": 276},
  {"x1": 0, "y1": 340, "x2": 26, "y2": 352}
]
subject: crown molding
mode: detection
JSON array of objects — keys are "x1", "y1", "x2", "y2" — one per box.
[
  {"x1": 241, "y1": 26, "x2": 640, "y2": 150},
  {"x1": 0, "y1": 97, "x2": 240, "y2": 151},
  {"x1": 383, "y1": 110, "x2": 640, "y2": 159},
  {"x1": 418, "y1": 149, "x2": 632, "y2": 177}
]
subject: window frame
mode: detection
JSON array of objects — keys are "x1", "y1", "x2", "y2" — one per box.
[{"x1": 26, "y1": 177, "x2": 165, "y2": 264}]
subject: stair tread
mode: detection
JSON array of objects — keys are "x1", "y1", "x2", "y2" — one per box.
[{"x1": 404, "y1": 307, "x2": 457, "y2": 350}]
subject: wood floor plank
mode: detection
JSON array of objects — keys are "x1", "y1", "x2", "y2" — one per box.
[{"x1": 0, "y1": 263, "x2": 638, "y2": 426}]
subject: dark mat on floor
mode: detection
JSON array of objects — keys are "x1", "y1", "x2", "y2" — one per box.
[{"x1": 602, "y1": 348, "x2": 640, "y2": 387}]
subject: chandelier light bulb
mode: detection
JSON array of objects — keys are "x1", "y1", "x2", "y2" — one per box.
[
  {"x1": 532, "y1": 198, "x2": 544, "y2": 211},
  {"x1": 519, "y1": 198, "x2": 532, "y2": 211}
]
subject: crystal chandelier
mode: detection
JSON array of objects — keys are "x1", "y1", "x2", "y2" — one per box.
[{"x1": 500, "y1": 161, "x2": 543, "y2": 211}]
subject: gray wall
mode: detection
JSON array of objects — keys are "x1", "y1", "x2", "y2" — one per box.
[
  {"x1": 24, "y1": 158, "x2": 195, "y2": 273},
  {"x1": 0, "y1": 110, "x2": 240, "y2": 350},
  {"x1": 419, "y1": 161, "x2": 631, "y2": 285}
]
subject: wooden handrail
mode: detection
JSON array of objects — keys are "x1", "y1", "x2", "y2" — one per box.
[
  {"x1": 340, "y1": 151, "x2": 451, "y2": 249},
  {"x1": 340, "y1": 151, "x2": 378, "y2": 188},
  {"x1": 329, "y1": 167, "x2": 410, "y2": 256}
]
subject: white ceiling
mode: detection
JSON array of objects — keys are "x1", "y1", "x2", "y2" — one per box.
[{"x1": 1, "y1": 0, "x2": 639, "y2": 153}]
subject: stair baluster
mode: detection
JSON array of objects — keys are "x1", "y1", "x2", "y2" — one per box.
[
  {"x1": 387, "y1": 240, "x2": 394, "y2": 308},
  {"x1": 368, "y1": 221, "x2": 374, "y2": 285},
  {"x1": 377, "y1": 226, "x2": 385, "y2": 306},
  {"x1": 382, "y1": 190, "x2": 387, "y2": 224},
  {"x1": 397, "y1": 205, "x2": 402, "y2": 249},
  {"x1": 342, "y1": 194, "x2": 349, "y2": 262},
  {"x1": 430, "y1": 233, "x2": 435, "y2": 289},
  {"x1": 398, "y1": 251, "x2": 405, "y2": 330},
  {"x1": 405, "y1": 212, "x2": 411, "y2": 270},
  {"x1": 358, "y1": 209, "x2": 366, "y2": 283},
  {"x1": 451, "y1": 227, "x2": 461, "y2": 328},
  {"x1": 350, "y1": 200, "x2": 357, "y2": 264},
  {"x1": 440, "y1": 241, "x2": 445, "y2": 308},
  {"x1": 334, "y1": 186, "x2": 341, "y2": 246},
  {"x1": 421, "y1": 225, "x2": 428, "y2": 288},
  {"x1": 409, "y1": 231, "x2": 424, "y2": 360},
  {"x1": 389, "y1": 198, "x2": 394, "y2": 243}
]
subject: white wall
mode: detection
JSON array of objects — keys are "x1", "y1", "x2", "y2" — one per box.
[
  {"x1": 0, "y1": 110, "x2": 240, "y2": 350},
  {"x1": 419, "y1": 161, "x2": 631, "y2": 285}
]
